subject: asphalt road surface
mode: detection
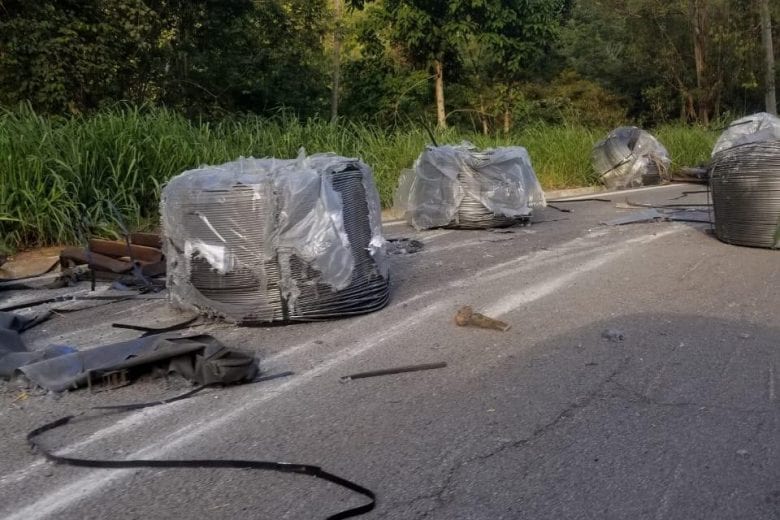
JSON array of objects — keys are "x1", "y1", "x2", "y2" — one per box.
[{"x1": 0, "y1": 183, "x2": 778, "y2": 520}]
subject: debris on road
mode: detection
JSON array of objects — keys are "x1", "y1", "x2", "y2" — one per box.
[
  {"x1": 602, "y1": 207, "x2": 712, "y2": 226},
  {"x1": 26, "y1": 381, "x2": 376, "y2": 520},
  {"x1": 112, "y1": 316, "x2": 199, "y2": 337},
  {"x1": 161, "y1": 153, "x2": 390, "y2": 324},
  {"x1": 394, "y1": 143, "x2": 546, "y2": 230},
  {"x1": 1, "y1": 327, "x2": 258, "y2": 393},
  {"x1": 592, "y1": 127, "x2": 671, "y2": 190},
  {"x1": 339, "y1": 362, "x2": 447, "y2": 383},
  {"x1": 386, "y1": 238, "x2": 425, "y2": 255},
  {"x1": 0, "y1": 253, "x2": 60, "y2": 282},
  {"x1": 601, "y1": 329, "x2": 625, "y2": 342},
  {"x1": 60, "y1": 232, "x2": 166, "y2": 284},
  {"x1": 454, "y1": 306, "x2": 511, "y2": 332},
  {"x1": 0, "y1": 311, "x2": 74, "y2": 380}
]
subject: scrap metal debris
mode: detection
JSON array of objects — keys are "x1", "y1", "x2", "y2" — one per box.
[
  {"x1": 339, "y1": 362, "x2": 447, "y2": 383},
  {"x1": 601, "y1": 329, "x2": 625, "y2": 342},
  {"x1": 386, "y1": 238, "x2": 425, "y2": 255},
  {"x1": 59, "y1": 232, "x2": 166, "y2": 286},
  {"x1": 1, "y1": 323, "x2": 257, "y2": 392},
  {"x1": 602, "y1": 207, "x2": 712, "y2": 226},
  {"x1": 112, "y1": 316, "x2": 199, "y2": 337},
  {"x1": 0, "y1": 254, "x2": 60, "y2": 283},
  {"x1": 454, "y1": 306, "x2": 511, "y2": 332}
]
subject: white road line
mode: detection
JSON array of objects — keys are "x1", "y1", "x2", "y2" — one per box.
[
  {"x1": 2, "y1": 227, "x2": 681, "y2": 519},
  {"x1": 553, "y1": 183, "x2": 682, "y2": 201},
  {"x1": 484, "y1": 229, "x2": 680, "y2": 317}
]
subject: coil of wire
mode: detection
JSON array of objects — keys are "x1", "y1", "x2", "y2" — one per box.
[
  {"x1": 447, "y1": 154, "x2": 529, "y2": 230},
  {"x1": 710, "y1": 140, "x2": 780, "y2": 249},
  {"x1": 177, "y1": 167, "x2": 390, "y2": 324}
]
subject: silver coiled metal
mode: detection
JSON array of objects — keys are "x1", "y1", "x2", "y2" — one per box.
[
  {"x1": 448, "y1": 169, "x2": 529, "y2": 230},
  {"x1": 710, "y1": 140, "x2": 780, "y2": 249},
  {"x1": 181, "y1": 168, "x2": 390, "y2": 323}
]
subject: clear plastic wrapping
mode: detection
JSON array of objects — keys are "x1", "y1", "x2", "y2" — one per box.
[
  {"x1": 592, "y1": 127, "x2": 671, "y2": 190},
  {"x1": 393, "y1": 143, "x2": 546, "y2": 230},
  {"x1": 161, "y1": 151, "x2": 388, "y2": 323},
  {"x1": 712, "y1": 112, "x2": 780, "y2": 156}
]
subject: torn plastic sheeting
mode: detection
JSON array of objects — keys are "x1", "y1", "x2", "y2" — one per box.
[
  {"x1": 14, "y1": 334, "x2": 257, "y2": 392},
  {"x1": 394, "y1": 143, "x2": 546, "y2": 230},
  {"x1": 0, "y1": 311, "x2": 77, "y2": 379},
  {"x1": 713, "y1": 113, "x2": 780, "y2": 156},
  {"x1": 161, "y1": 151, "x2": 389, "y2": 324},
  {"x1": 592, "y1": 127, "x2": 671, "y2": 190}
]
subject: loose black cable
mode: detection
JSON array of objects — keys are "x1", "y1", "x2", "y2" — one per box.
[{"x1": 26, "y1": 383, "x2": 376, "y2": 519}]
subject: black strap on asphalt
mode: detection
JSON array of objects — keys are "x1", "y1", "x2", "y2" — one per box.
[
  {"x1": 26, "y1": 378, "x2": 375, "y2": 520},
  {"x1": 340, "y1": 362, "x2": 447, "y2": 383},
  {"x1": 111, "y1": 316, "x2": 199, "y2": 337}
]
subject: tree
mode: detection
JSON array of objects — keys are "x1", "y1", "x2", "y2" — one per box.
[
  {"x1": 560, "y1": 0, "x2": 774, "y2": 124},
  {"x1": 147, "y1": 0, "x2": 330, "y2": 117},
  {"x1": 350, "y1": 0, "x2": 565, "y2": 130},
  {"x1": 471, "y1": 0, "x2": 566, "y2": 132},
  {"x1": 759, "y1": 0, "x2": 777, "y2": 114},
  {"x1": 0, "y1": 0, "x2": 155, "y2": 113}
]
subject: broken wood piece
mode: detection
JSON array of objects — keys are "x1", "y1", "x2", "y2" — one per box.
[
  {"x1": 454, "y1": 306, "x2": 511, "y2": 332},
  {"x1": 88, "y1": 239, "x2": 162, "y2": 263},
  {"x1": 60, "y1": 247, "x2": 134, "y2": 274},
  {"x1": 129, "y1": 232, "x2": 163, "y2": 249}
]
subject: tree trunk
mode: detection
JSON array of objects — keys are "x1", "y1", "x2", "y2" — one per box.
[
  {"x1": 760, "y1": 0, "x2": 777, "y2": 115},
  {"x1": 434, "y1": 59, "x2": 447, "y2": 129},
  {"x1": 330, "y1": 0, "x2": 342, "y2": 123},
  {"x1": 503, "y1": 107, "x2": 511, "y2": 134},
  {"x1": 690, "y1": 0, "x2": 710, "y2": 125},
  {"x1": 479, "y1": 97, "x2": 489, "y2": 135}
]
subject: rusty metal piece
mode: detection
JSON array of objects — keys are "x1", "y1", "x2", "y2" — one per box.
[
  {"x1": 88, "y1": 239, "x2": 162, "y2": 263},
  {"x1": 60, "y1": 247, "x2": 133, "y2": 274},
  {"x1": 129, "y1": 232, "x2": 163, "y2": 249},
  {"x1": 454, "y1": 306, "x2": 511, "y2": 332},
  {"x1": 87, "y1": 369, "x2": 130, "y2": 393}
]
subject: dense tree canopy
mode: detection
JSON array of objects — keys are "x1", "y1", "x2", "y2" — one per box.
[{"x1": 0, "y1": 0, "x2": 777, "y2": 128}]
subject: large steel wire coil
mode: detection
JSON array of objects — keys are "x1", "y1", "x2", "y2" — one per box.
[
  {"x1": 710, "y1": 140, "x2": 780, "y2": 249},
  {"x1": 448, "y1": 170, "x2": 529, "y2": 229},
  {"x1": 172, "y1": 167, "x2": 389, "y2": 324}
]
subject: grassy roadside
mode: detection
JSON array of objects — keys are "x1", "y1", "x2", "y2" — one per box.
[{"x1": 0, "y1": 105, "x2": 718, "y2": 251}]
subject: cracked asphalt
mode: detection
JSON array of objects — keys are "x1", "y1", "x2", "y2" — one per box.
[{"x1": 0, "y1": 183, "x2": 778, "y2": 520}]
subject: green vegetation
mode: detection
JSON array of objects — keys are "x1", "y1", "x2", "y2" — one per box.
[
  {"x1": 0, "y1": 1, "x2": 771, "y2": 251},
  {"x1": 0, "y1": 106, "x2": 718, "y2": 250}
]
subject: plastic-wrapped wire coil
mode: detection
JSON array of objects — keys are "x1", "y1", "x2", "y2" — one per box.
[
  {"x1": 169, "y1": 166, "x2": 389, "y2": 324},
  {"x1": 592, "y1": 127, "x2": 671, "y2": 190},
  {"x1": 710, "y1": 140, "x2": 780, "y2": 249},
  {"x1": 449, "y1": 170, "x2": 529, "y2": 229}
]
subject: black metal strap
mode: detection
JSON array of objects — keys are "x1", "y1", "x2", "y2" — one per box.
[{"x1": 26, "y1": 390, "x2": 376, "y2": 519}]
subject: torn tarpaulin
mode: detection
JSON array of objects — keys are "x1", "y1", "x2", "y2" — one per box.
[
  {"x1": 0, "y1": 311, "x2": 75, "y2": 379},
  {"x1": 1, "y1": 322, "x2": 258, "y2": 392}
]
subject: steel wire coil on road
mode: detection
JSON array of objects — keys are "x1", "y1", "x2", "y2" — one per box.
[
  {"x1": 173, "y1": 167, "x2": 390, "y2": 324},
  {"x1": 710, "y1": 140, "x2": 780, "y2": 249},
  {"x1": 447, "y1": 161, "x2": 530, "y2": 230}
]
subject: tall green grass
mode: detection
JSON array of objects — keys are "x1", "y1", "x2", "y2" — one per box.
[
  {"x1": 0, "y1": 105, "x2": 716, "y2": 250},
  {"x1": 655, "y1": 125, "x2": 718, "y2": 169}
]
